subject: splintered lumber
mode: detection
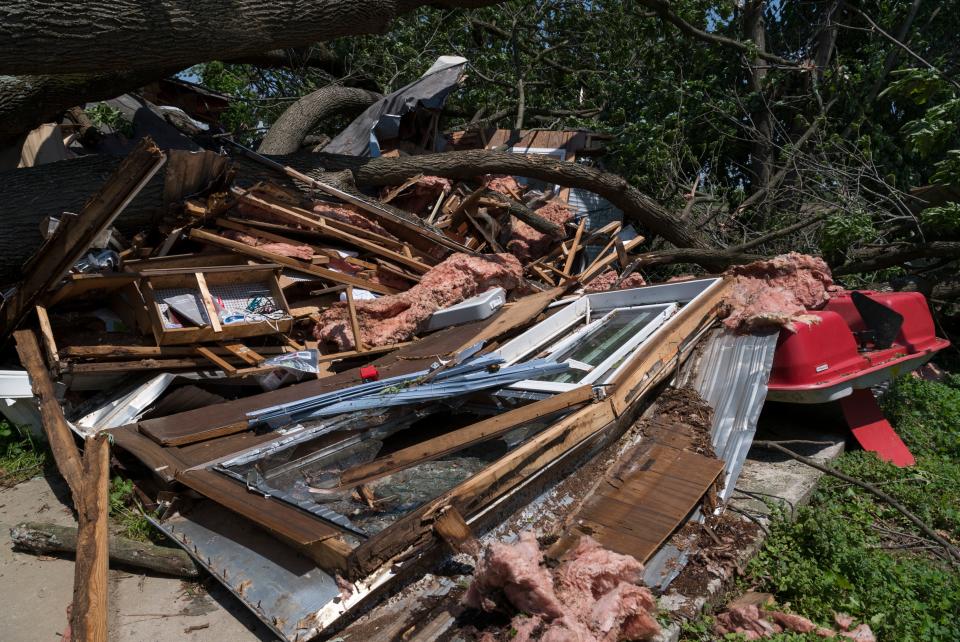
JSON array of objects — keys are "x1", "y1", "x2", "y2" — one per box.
[
  {"x1": 338, "y1": 385, "x2": 595, "y2": 487},
  {"x1": 577, "y1": 235, "x2": 645, "y2": 284},
  {"x1": 14, "y1": 330, "x2": 83, "y2": 495},
  {"x1": 72, "y1": 433, "x2": 110, "y2": 642},
  {"x1": 563, "y1": 218, "x2": 586, "y2": 276},
  {"x1": 11, "y1": 522, "x2": 201, "y2": 577},
  {"x1": 188, "y1": 228, "x2": 398, "y2": 295},
  {"x1": 226, "y1": 140, "x2": 473, "y2": 255},
  {"x1": 433, "y1": 506, "x2": 478, "y2": 556},
  {"x1": 348, "y1": 279, "x2": 730, "y2": 578},
  {"x1": 1, "y1": 137, "x2": 166, "y2": 341}
]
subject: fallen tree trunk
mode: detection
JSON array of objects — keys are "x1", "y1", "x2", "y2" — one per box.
[
  {"x1": 0, "y1": 70, "x2": 173, "y2": 146},
  {"x1": 282, "y1": 149, "x2": 711, "y2": 249},
  {"x1": 0, "y1": 154, "x2": 163, "y2": 285},
  {"x1": 0, "y1": 0, "x2": 499, "y2": 76},
  {"x1": 834, "y1": 242, "x2": 960, "y2": 275},
  {"x1": 10, "y1": 522, "x2": 201, "y2": 578},
  {"x1": 258, "y1": 86, "x2": 382, "y2": 155}
]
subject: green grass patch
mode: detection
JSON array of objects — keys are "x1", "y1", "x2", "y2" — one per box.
[
  {"x1": 0, "y1": 420, "x2": 47, "y2": 488},
  {"x1": 683, "y1": 374, "x2": 960, "y2": 641},
  {"x1": 108, "y1": 476, "x2": 159, "y2": 542}
]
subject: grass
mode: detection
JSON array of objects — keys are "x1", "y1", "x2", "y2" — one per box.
[
  {"x1": 0, "y1": 420, "x2": 48, "y2": 488},
  {"x1": 108, "y1": 476, "x2": 159, "y2": 542},
  {"x1": 682, "y1": 373, "x2": 960, "y2": 641}
]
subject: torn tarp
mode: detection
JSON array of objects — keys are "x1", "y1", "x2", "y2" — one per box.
[{"x1": 323, "y1": 56, "x2": 467, "y2": 157}]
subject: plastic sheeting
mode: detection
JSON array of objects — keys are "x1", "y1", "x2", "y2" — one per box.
[{"x1": 324, "y1": 56, "x2": 466, "y2": 157}]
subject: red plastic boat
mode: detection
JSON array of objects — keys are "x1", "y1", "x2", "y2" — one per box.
[{"x1": 766, "y1": 290, "x2": 950, "y2": 466}]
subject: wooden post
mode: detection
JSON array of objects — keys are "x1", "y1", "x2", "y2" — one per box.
[
  {"x1": 563, "y1": 218, "x2": 586, "y2": 276},
  {"x1": 345, "y1": 285, "x2": 365, "y2": 352},
  {"x1": 14, "y1": 329, "x2": 111, "y2": 642},
  {"x1": 71, "y1": 433, "x2": 110, "y2": 642}
]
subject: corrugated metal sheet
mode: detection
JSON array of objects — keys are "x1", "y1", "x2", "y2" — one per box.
[{"x1": 679, "y1": 329, "x2": 779, "y2": 500}]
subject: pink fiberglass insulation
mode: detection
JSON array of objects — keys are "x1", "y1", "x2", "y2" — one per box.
[
  {"x1": 463, "y1": 531, "x2": 565, "y2": 618},
  {"x1": 484, "y1": 175, "x2": 524, "y2": 196},
  {"x1": 721, "y1": 252, "x2": 838, "y2": 333},
  {"x1": 584, "y1": 270, "x2": 647, "y2": 293},
  {"x1": 387, "y1": 175, "x2": 452, "y2": 214},
  {"x1": 312, "y1": 201, "x2": 395, "y2": 238},
  {"x1": 313, "y1": 252, "x2": 522, "y2": 350},
  {"x1": 507, "y1": 199, "x2": 572, "y2": 262},
  {"x1": 221, "y1": 230, "x2": 315, "y2": 261},
  {"x1": 464, "y1": 533, "x2": 659, "y2": 641},
  {"x1": 713, "y1": 605, "x2": 874, "y2": 641}
]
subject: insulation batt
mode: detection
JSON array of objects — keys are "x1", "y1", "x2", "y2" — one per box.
[
  {"x1": 484, "y1": 175, "x2": 524, "y2": 196},
  {"x1": 720, "y1": 252, "x2": 839, "y2": 333},
  {"x1": 507, "y1": 199, "x2": 572, "y2": 262},
  {"x1": 220, "y1": 230, "x2": 315, "y2": 261},
  {"x1": 386, "y1": 175, "x2": 452, "y2": 214},
  {"x1": 584, "y1": 270, "x2": 647, "y2": 293},
  {"x1": 713, "y1": 604, "x2": 875, "y2": 641},
  {"x1": 312, "y1": 201, "x2": 396, "y2": 238},
  {"x1": 313, "y1": 252, "x2": 522, "y2": 350},
  {"x1": 464, "y1": 533, "x2": 660, "y2": 641}
]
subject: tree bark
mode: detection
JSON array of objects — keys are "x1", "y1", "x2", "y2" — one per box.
[
  {"x1": 258, "y1": 86, "x2": 382, "y2": 155},
  {"x1": 10, "y1": 521, "x2": 201, "y2": 577},
  {"x1": 0, "y1": 0, "x2": 499, "y2": 76},
  {"x1": 0, "y1": 154, "x2": 164, "y2": 286},
  {"x1": 283, "y1": 149, "x2": 711, "y2": 249},
  {"x1": 0, "y1": 70, "x2": 172, "y2": 145}
]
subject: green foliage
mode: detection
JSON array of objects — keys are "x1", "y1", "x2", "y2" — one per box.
[
  {"x1": 881, "y1": 374, "x2": 960, "y2": 457},
  {"x1": 0, "y1": 421, "x2": 47, "y2": 488},
  {"x1": 919, "y1": 202, "x2": 960, "y2": 235},
  {"x1": 108, "y1": 476, "x2": 156, "y2": 542},
  {"x1": 820, "y1": 211, "x2": 877, "y2": 262},
  {"x1": 84, "y1": 102, "x2": 133, "y2": 137},
  {"x1": 741, "y1": 375, "x2": 960, "y2": 641}
]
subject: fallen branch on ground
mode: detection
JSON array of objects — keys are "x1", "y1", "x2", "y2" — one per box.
[
  {"x1": 753, "y1": 440, "x2": 960, "y2": 565},
  {"x1": 10, "y1": 522, "x2": 201, "y2": 578}
]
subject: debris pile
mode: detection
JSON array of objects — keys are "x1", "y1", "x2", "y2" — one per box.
[
  {"x1": 314, "y1": 252, "x2": 523, "y2": 350},
  {"x1": 465, "y1": 532, "x2": 660, "y2": 641},
  {"x1": 721, "y1": 252, "x2": 838, "y2": 332}
]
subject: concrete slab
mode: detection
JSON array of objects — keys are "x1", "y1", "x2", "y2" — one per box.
[{"x1": 0, "y1": 474, "x2": 276, "y2": 642}]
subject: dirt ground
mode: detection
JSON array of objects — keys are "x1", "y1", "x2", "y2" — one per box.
[{"x1": 0, "y1": 474, "x2": 275, "y2": 642}]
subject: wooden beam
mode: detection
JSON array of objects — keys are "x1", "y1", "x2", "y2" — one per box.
[
  {"x1": 563, "y1": 218, "x2": 586, "y2": 276},
  {"x1": 1, "y1": 138, "x2": 165, "y2": 341},
  {"x1": 338, "y1": 386, "x2": 595, "y2": 487},
  {"x1": 13, "y1": 330, "x2": 83, "y2": 495},
  {"x1": 433, "y1": 506, "x2": 478, "y2": 556},
  {"x1": 71, "y1": 433, "x2": 110, "y2": 642},
  {"x1": 35, "y1": 305, "x2": 60, "y2": 368},
  {"x1": 188, "y1": 228, "x2": 399, "y2": 295},
  {"x1": 196, "y1": 346, "x2": 237, "y2": 375},
  {"x1": 344, "y1": 286, "x2": 365, "y2": 352},
  {"x1": 193, "y1": 272, "x2": 222, "y2": 333},
  {"x1": 220, "y1": 343, "x2": 263, "y2": 366}
]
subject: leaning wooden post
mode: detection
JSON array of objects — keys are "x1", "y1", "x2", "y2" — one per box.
[
  {"x1": 71, "y1": 433, "x2": 110, "y2": 642},
  {"x1": 14, "y1": 329, "x2": 110, "y2": 642}
]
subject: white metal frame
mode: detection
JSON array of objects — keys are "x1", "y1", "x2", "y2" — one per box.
[{"x1": 500, "y1": 302, "x2": 677, "y2": 393}]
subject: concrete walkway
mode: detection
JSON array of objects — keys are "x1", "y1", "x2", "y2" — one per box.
[{"x1": 0, "y1": 475, "x2": 275, "y2": 642}]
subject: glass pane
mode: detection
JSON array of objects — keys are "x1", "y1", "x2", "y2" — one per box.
[{"x1": 539, "y1": 307, "x2": 664, "y2": 384}]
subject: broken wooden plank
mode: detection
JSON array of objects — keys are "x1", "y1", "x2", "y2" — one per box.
[
  {"x1": 13, "y1": 330, "x2": 83, "y2": 495},
  {"x1": 433, "y1": 506, "x2": 478, "y2": 556},
  {"x1": 220, "y1": 343, "x2": 263, "y2": 366},
  {"x1": 563, "y1": 218, "x2": 586, "y2": 276},
  {"x1": 338, "y1": 385, "x2": 595, "y2": 487},
  {"x1": 72, "y1": 432, "x2": 110, "y2": 642},
  {"x1": 196, "y1": 346, "x2": 237, "y2": 375},
  {"x1": 345, "y1": 285, "x2": 365, "y2": 352},
  {"x1": 1, "y1": 137, "x2": 166, "y2": 340},
  {"x1": 188, "y1": 228, "x2": 398, "y2": 295}
]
